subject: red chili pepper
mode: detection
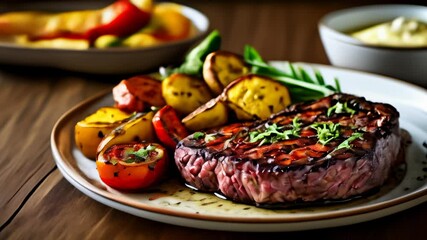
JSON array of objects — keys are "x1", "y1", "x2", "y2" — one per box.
[{"x1": 152, "y1": 106, "x2": 189, "y2": 149}]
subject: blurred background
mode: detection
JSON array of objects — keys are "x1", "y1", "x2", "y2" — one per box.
[{"x1": 1, "y1": 0, "x2": 426, "y2": 65}]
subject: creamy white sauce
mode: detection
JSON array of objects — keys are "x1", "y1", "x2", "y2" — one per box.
[{"x1": 351, "y1": 17, "x2": 427, "y2": 47}]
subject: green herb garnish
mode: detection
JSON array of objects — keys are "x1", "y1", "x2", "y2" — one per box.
[
  {"x1": 159, "y1": 32, "x2": 340, "y2": 103},
  {"x1": 204, "y1": 133, "x2": 216, "y2": 142},
  {"x1": 249, "y1": 117, "x2": 301, "y2": 145},
  {"x1": 336, "y1": 132, "x2": 364, "y2": 150},
  {"x1": 243, "y1": 45, "x2": 341, "y2": 102},
  {"x1": 311, "y1": 122, "x2": 364, "y2": 149},
  {"x1": 193, "y1": 132, "x2": 205, "y2": 140},
  {"x1": 310, "y1": 122, "x2": 341, "y2": 145},
  {"x1": 193, "y1": 132, "x2": 216, "y2": 142},
  {"x1": 327, "y1": 102, "x2": 356, "y2": 116},
  {"x1": 160, "y1": 30, "x2": 221, "y2": 78},
  {"x1": 125, "y1": 145, "x2": 156, "y2": 163}
]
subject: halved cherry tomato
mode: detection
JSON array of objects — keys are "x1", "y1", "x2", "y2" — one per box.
[
  {"x1": 96, "y1": 142, "x2": 168, "y2": 190},
  {"x1": 152, "y1": 105, "x2": 189, "y2": 149}
]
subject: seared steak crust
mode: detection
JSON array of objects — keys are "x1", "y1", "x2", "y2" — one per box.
[{"x1": 175, "y1": 94, "x2": 401, "y2": 206}]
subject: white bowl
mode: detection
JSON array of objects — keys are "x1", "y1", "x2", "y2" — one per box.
[
  {"x1": 319, "y1": 4, "x2": 427, "y2": 88},
  {"x1": 0, "y1": 2, "x2": 209, "y2": 75}
]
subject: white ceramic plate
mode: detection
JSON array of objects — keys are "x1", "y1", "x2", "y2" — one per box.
[
  {"x1": 0, "y1": 2, "x2": 209, "y2": 74},
  {"x1": 51, "y1": 63, "x2": 427, "y2": 232}
]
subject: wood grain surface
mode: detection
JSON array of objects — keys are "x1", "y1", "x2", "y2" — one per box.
[{"x1": 0, "y1": 0, "x2": 426, "y2": 239}]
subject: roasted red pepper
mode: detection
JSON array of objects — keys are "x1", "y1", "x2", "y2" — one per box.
[
  {"x1": 112, "y1": 75, "x2": 166, "y2": 113},
  {"x1": 85, "y1": 0, "x2": 151, "y2": 44},
  {"x1": 152, "y1": 105, "x2": 189, "y2": 149}
]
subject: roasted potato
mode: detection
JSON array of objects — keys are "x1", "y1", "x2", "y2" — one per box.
[
  {"x1": 203, "y1": 51, "x2": 248, "y2": 95},
  {"x1": 74, "y1": 107, "x2": 133, "y2": 159},
  {"x1": 96, "y1": 111, "x2": 156, "y2": 156},
  {"x1": 161, "y1": 73, "x2": 213, "y2": 116},
  {"x1": 222, "y1": 74, "x2": 291, "y2": 120},
  {"x1": 182, "y1": 97, "x2": 229, "y2": 131},
  {"x1": 226, "y1": 101, "x2": 256, "y2": 121},
  {"x1": 113, "y1": 75, "x2": 166, "y2": 113}
]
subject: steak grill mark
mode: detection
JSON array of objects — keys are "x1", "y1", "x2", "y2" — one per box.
[{"x1": 175, "y1": 94, "x2": 402, "y2": 207}]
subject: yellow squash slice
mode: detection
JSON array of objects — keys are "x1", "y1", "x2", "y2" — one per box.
[{"x1": 74, "y1": 107, "x2": 133, "y2": 159}]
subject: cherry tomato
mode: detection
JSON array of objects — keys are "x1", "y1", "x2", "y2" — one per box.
[
  {"x1": 96, "y1": 142, "x2": 168, "y2": 191},
  {"x1": 152, "y1": 105, "x2": 189, "y2": 149}
]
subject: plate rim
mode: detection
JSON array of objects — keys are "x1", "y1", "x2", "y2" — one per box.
[{"x1": 50, "y1": 63, "x2": 427, "y2": 226}]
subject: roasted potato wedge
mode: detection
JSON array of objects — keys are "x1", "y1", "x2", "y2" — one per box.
[
  {"x1": 226, "y1": 101, "x2": 256, "y2": 121},
  {"x1": 74, "y1": 107, "x2": 133, "y2": 159},
  {"x1": 97, "y1": 111, "x2": 156, "y2": 156},
  {"x1": 182, "y1": 97, "x2": 229, "y2": 131},
  {"x1": 222, "y1": 74, "x2": 291, "y2": 120},
  {"x1": 161, "y1": 73, "x2": 213, "y2": 116},
  {"x1": 203, "y1": 51, "x2": 248, "y2": 95}
]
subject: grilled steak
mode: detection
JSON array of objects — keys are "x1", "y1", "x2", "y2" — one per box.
[{"x1": 174, "y1": 93, "x2": 402, "y2": 207}]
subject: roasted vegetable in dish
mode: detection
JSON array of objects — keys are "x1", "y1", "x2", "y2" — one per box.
[
  {"x1": 97, "y1": 111, "x2": 156, "y2": 155},
  {"x1": 203, "y1": 51, "x2": 248, "y2": 95},
  {"x1": 152, "y1": 105, "x2": 189, "y2": 149},
  {"x1": 222, "y1": 74, "x2": 291, "y2": 120},
  {"x1": 158, "y1": 31, "x2": 340, "y2": 129},
  {"x1": 182, "y1": 97, "x2": 229, "y2": 131},
  {"x1": 0, "y1": 0, "x2": 196, "y2": 49},
  {"x1": 94, "y1": 2, "x2": 195, "y2": 48},
  {"x1": 243, "y1": 45, "x2": 340, "y2": 102},
  {"x1": 74, "y1": 107, "x2": 133, "y2": 159},
  {"x1": 161, "y1": 73, "x2": 213, "y2": 116},
  {"x1": 160, "y1": 30, "x2": 221, "y2": 77},
  {"x1": 73, "y1": 30, "x2": 343, "y2": 192},
  {"x1": 96, "y1": 142, "x2": 168, "y2": 190},
  {"x1": 0, "y1": 0, "x2": 152, "y2": 45},
  {"x1": 113, "y1": 75, "x2": 165, "y2": 113}
]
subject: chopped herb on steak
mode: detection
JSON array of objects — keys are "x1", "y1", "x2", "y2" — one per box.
[{"x1": 174, "y1": 93, "x2": 402, "y2": 207}]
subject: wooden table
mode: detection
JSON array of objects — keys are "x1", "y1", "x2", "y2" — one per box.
[{"x1": 1, "y1": 0, "x2": 426, "y2": 239}]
